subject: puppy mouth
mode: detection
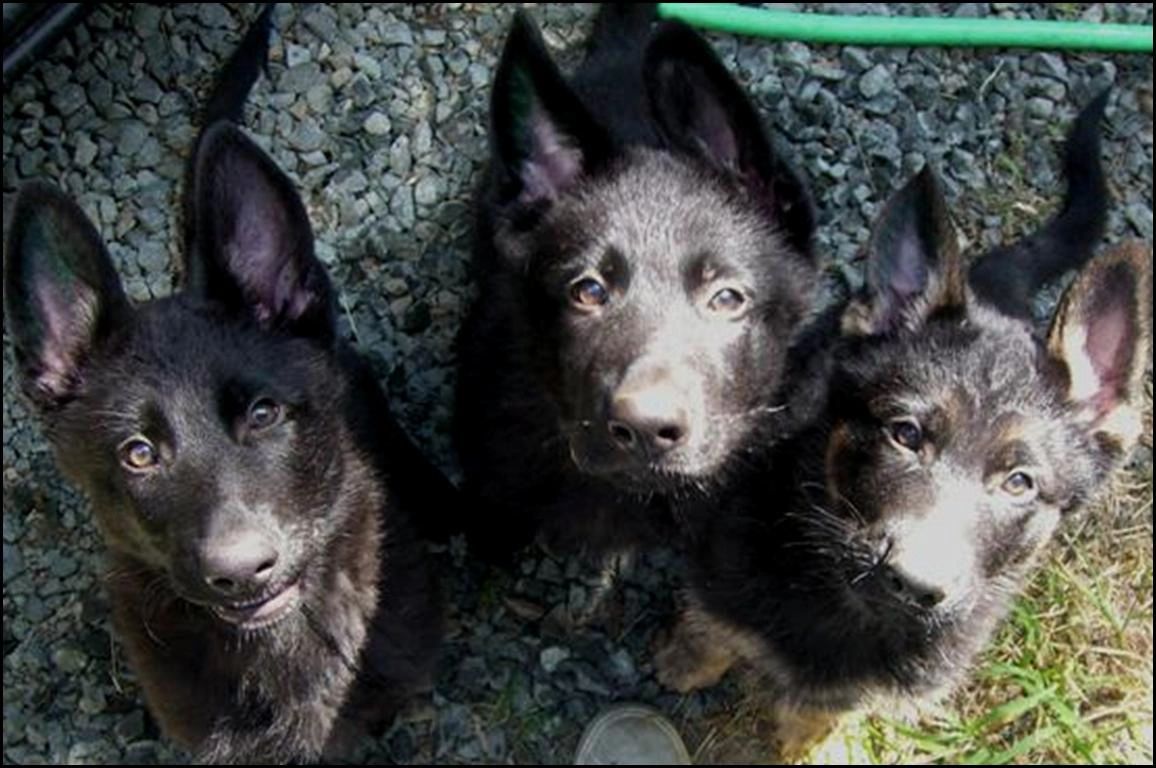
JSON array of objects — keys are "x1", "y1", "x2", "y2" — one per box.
[
  {"x1": 211, "y1": 580, "x2": 302, "y2": 630},
  {"x1": 568, "y1": 434, "x2": 721, "y2": 488}
]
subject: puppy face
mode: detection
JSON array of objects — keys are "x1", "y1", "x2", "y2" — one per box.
[
  {"x1": 823, "y1": 170, "x2": 1148, "y2": 659},
  {"x1": 4, "y1": 124, "x2": 367, "y2": 636},
  {"x1": 483, "y1": 15, "x2": 815, "y2": 491},
  {"x1": 511, "y1": 150, "x2": 811, "y2": 488},
  {"x1": 829, "y1": 313, "x2": 1080, "y2": 624}
]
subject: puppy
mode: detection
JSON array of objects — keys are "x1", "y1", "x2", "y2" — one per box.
[
  {"x1": 4, "y1": 9, "x2": 443, "y2": 763},
  {"x1": 455, "y1": 5, "x2": 816, "y2": 559}
]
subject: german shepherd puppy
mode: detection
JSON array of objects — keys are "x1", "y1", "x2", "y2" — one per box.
[
  {"x1": 4, "y1": 10, "x2": 443, "y2": 763},
  {"x1": 656, "y1": 94, "x2": 1150, "y2": 753},
  {"x1": 455, "y1": 5, "x2": 816, "y2": 558}
]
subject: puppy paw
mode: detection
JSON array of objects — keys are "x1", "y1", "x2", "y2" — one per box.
[
  {"x1": 772, "y1": 706, "x2": 841, "y2": 764},
  {"x1": 652, "y1": 618, "x2": 735, "y2": 693}
]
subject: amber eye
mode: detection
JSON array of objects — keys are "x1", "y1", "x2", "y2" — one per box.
[
  {"x1": 1002, "y1": 470, "x2": 1036, "y2": 499},
  {"x1": 570, "y1": 277, "x2": 608, "y2": 308},
  {"x1": 247, "y1": 398, "x2": 282, "y2": 430},
  {"x1": 708, "y1": 287, "x2": 746, "y2": 314},
  {"x1": 119, "y1": 437, "x2": 159, "y2": 471},
  {"x1": 890, "y1": 419, "x2": 923, "y2": 452}
]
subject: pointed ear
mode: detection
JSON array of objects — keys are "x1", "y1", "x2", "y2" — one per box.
[
  {"x1": 489, "y1": 11, "x2": 613, "y2": 216},
  {"x1": 968, "y1": 89, "x2": 1109, "y2": 320},
  {"x1": 842, "y1": 168, "x2": 966, "y2": 336},
  {"x1": 644, "y1": 21, "x2": 814, "y2": 257},
  {"x1": 1046, "y1": 242, "x2": 1151, "y2": 450},
  {"x1": 189, "y1": 122, "x2": 335, "y2": 341},
  {"x1": 4, "y1": 181, "x2": 129, "y2": 409}
]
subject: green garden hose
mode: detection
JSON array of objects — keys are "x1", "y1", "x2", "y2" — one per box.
[{"x1": 657, "y1": 4, "x2": 1153, "y2": 53}]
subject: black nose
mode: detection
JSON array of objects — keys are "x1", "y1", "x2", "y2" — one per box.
[
  {"x1": 607, "y1": 382, "x2": 691, "y2": 457},
  {"x1": 200, "y1": 531, "x2": 279, "y2": 597},
  {"x1": 880, "y1": 565, "x2": 947, "y2": 609}
]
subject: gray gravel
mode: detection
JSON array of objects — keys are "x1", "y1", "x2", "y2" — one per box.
[{"x1": 3, "y1": 3, "x2": 1153, "y2": 764}]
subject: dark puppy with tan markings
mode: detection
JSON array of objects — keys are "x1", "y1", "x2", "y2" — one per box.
[
  {"x1": 4, "y1": 10, "x2": 443, "y2": 764},
  {"x1": 455, "y1": 5, "x2": 816, "y2": 559},
  {"x1": 657, "y1": 94, "x2": 1150, "y2": 756}
]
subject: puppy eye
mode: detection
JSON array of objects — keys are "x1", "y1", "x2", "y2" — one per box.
[
  {"x1": 889, "y1": 419, "x2": 923, "y2": 452},
  {"x1": 708, "y1": 287, "x2": 746, "y2": 314},
  {"x1": 119, "y1": 437, "x2": 159, "y2": 472},
  {"x1": 1001, "y1": 470, "x2": 1037, "y2": 499},
  {"x1": 247, "y1": 398, "x2": 283, "y2": 431},
  {"x1": 570, "y1": 277, "x2": 608, "y2": 308}
]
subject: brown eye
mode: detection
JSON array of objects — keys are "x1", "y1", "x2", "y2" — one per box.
[
  {"x1": 247, "y1": 398, "x2": 282, "y2": 430},
  {"x1": 570, "y1": 277, "x2": 608, "y2": 308},
  {"x1": 1002, "y1": 471, "x2": 1036, "y2": 499},
  {"x1": 890, "y1": 419, "x2": 923, "y2": 451},
  {"x1": 119, "y1": 437, "x2": 158, "y2": 471},
  {"x1": 708, "y1": 287, "x2": 746, "y2": 314}
]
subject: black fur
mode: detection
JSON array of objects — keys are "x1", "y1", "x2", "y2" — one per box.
[
  {"x1": 3, "y1": 11, "x2": 443, "y2": 764},
  {"x1": 669, "y1": 94, "x2": 1148, "y2": 711},
  {"x1": 455, "y1": 5, "x2": 816, "y2": 559}
]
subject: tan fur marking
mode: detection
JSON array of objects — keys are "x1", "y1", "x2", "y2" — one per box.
[
  {"x1": 654, "y1": 603, "x2": 742, "y2": 693},
  {"x1": 771, "y1": 704, "x2": 842, "y2": 764},
  {"x1": 824, "y1": 422, "x2": 853, "y2": 503}
]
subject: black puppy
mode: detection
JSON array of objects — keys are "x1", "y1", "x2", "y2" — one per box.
[
  {"x1": 455, "y1": 5, "x2": 816, "y2": 559},
  {"x1": 656, "y1": 94, "x2": 1149, "y2": 756},
  {"x1": 4, "y1": 9, "x2": 443, "y2": 764}
]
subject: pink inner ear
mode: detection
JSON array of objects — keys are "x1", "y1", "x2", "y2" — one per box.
[
  {"x1": 1085, "y1": 302, "x2": 1130, "y2": 413},
  {"x1": 518, "y1": 106, "x2": 583, "y2": 205},
  {"x1": 33, "y1": 279, "x2": 97, "y2": 395},
  {"x1": 695, "y1": 96, "x2": 738, "y2": 170},
  {"x1": 37, "y1": 282, "x2": 74, "y2": 355},
  {"x1": 891, "y1": 236, "x2": 928, "y2": 296},
  {"x1": 227, "y1": 181, "x2": 304, "y2": 321}
]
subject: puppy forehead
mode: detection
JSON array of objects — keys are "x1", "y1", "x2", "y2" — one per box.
[
  {"x1": 566, "y1": 150, "x2": 768, "y2": 266},
  {"x1": 95, "y1": 303, "x2": 316, "y2": 402},
  {"x1": 866, "y1": 322, "x2": 1050, "y2": 418}
]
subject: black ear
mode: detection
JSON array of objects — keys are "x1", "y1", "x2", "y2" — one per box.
[
  {"x1": 842, "y1": 168, "x2": 966, "y2": 336},
  {"x1": 489, "y1": 11, "x2": 613, "y2": 216},
  {"x1": 644, "y1": 21, "x2": 814, "y2": 257},
  {"x1": 1046, "y1": 242, "x2": 1151, "y2": 450},
  {"x1": 4, "y1": 181, "x2": 129, "y2": 409},
  {"x1": 189, "y1": 121, "x2": 335, "y2": 341},
  {"x1": 968, "y1": 89, "x2": 1110, "y2": 319}
]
